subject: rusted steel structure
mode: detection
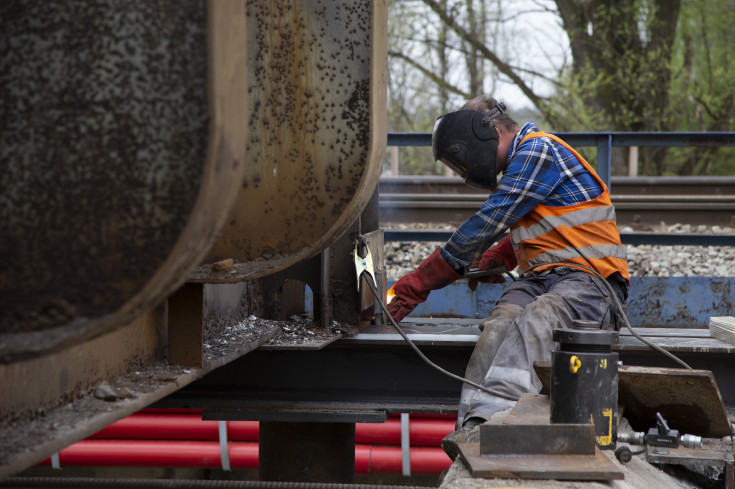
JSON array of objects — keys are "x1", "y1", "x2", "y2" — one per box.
[
  {"x1": 0, "y1": 0, "x2": 387, "y2": 479},
  {"x1": 2, "y1": 1, "x2": 734, "y2": 485},
  {"x1": 1, "y1": 0, "x2": 248, "y2": 361}
]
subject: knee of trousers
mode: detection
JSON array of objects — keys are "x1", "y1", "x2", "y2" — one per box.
[
  {"x1": 479, "y1": 303, "x2": 523, "y2": 333},
  {"x1": 514, "y1": 294, "x2": 573, "y2": 347},
  {"x1": 525, "y1": 294, "x2": 570, "y2": 320}
]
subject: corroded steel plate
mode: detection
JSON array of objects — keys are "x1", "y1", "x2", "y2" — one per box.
[
  {"x1": 191, "y1": 0, "x2": 388, "y2": 282},
  {"x1": 0, "y1": 1, "x2": 248, "y2": 360}
]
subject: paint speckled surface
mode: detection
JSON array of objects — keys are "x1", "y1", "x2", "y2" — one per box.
[
  {"x1": 0, "y1": 1, "x2": 207, "y2": 335},
  {"x1": 196, "y1": 0, "x2": 387, "y2": 282}
]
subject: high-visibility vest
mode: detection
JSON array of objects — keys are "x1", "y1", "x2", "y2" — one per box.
[{"x1": 509, "y1": 131, "x2": 630, "y2": 282}]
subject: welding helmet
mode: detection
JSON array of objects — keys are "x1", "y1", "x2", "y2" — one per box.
[{"x1": 432, "y1": 104, "x2": 505, "y2": 191}]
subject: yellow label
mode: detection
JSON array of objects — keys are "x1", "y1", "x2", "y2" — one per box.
[
  {"x1": 600, "y1": 358, "x2": 607, "y2": 369},
  {"x1": 595, "y1": 408, "x2": 614, "y2": 446}
]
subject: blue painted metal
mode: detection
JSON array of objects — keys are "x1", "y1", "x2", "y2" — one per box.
[
  {"x1": 620, "y1": 233, "x2": 735, "y2": 246},
  {"x1": 384, "y1": 230, "x2": 735, "y2": 247},
  {"x1": 387, "y1": 131, "x2": 735, "y2": 189},
  {"x1": 389, "y1": 277, "x2": 735, "y2": 328},
  {"x1": 387, "y1": 132, "x2": 735, "y2": 148},
  {"x1": 388, "y1": 133, "x2": 431, "y2": 147},
  {"x1": 384, "y1": 230, "x2": 453, "y2": 242},
  {"x1": 596, "y1": 134, "x2": 612, "y2": 187}
]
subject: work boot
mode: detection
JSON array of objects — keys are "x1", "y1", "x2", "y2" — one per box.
[{"x1": 441, "y1": 417, "x2": 484, "y2": 461}]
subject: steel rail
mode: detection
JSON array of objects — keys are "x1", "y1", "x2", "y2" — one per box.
[
  {"x1": 1, "y1": 479, "x2": 435, "y2": 489},
  {"x1": 383, "y1": 230, "x2": 735, "y2": 247},
  {"x1": 378, "y1": 179, "x2": 735, "y2": 228},
  {"x1": 379, "y1": 175, "x2": 735, "y2": 196}
]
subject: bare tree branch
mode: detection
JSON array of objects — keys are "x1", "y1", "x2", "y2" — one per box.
[
  {"x1": 420, "y1": 0, "x2": 556, "y2": 122},
  {"x1": 388, "y1": 49, "x2": 472, "y2": 99}
]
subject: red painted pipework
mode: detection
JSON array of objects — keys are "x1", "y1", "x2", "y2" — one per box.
[
  {"x1": 40, "y1": 440, "x2": 451, "y2": 474},
  {"x1": 91, "y1": 415, "x2": 259, "y2": 441},
  {"x1": 356, "y1": 417, "x2": 455, "y2": 446},
  {"x1": 53, "y1": 411, "x2": 456, "y2": 475},
  {"x1": 355, "y1": 445, "x2": 451, "y2": 475},
  {"x1": 41, "y1": 440, "x2": 259, "y2": 469},
  {"x1": 91, "y1": 414, "x2": 455, "y2": 447}
]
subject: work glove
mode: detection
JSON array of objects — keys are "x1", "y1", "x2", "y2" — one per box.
[
  {"x1": 467, "y1": 235, "x2": 518, "y2": 291},
  {"x1": 387, "y1": 247, "x2": 460, "y2": 323}
]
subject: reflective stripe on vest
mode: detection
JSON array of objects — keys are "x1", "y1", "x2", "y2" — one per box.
[{"x1": 509, "y1": 131, "x2": 630, "y2": 282}]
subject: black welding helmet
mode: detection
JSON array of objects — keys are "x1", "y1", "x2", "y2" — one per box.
[{"x1": 432, "y1": 104, "x2": 505, "y2": 191}]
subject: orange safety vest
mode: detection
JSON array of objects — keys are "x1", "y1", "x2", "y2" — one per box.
[{"x1": 509, "y1": 131, "x2": 630, "y2": 282}]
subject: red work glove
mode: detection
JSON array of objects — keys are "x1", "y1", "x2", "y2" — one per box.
[
  {"x1": 467, "y1": 235, "x2": 518, "y2": 291},
  {"x1": 387, "y1": 247, "x2": 460, "y2": 323}
]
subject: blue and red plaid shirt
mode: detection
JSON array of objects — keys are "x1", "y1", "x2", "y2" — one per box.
[{"x1": 441, "y1": 123, "x2": 604, "y2": 270}]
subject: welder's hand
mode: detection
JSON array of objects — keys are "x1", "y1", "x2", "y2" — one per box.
[
  {"x1": 387, "y1": 247, "x2": 460, "y2": 323},
  {"x1": 467, "y1": 235, "x2": 518, "y2": 291}
]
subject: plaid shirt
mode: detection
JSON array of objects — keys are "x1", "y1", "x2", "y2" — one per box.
[{"x1": 441, "y1": 123, "x2": 604, "y2": 270}]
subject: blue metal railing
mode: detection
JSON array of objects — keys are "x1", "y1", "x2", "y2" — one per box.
[
  {"x1": 387, "y1": 132, "x2": 735, "y2": 187},
  {"x1": 385, "y1": 132, "x2": 735, "y2": 247}
]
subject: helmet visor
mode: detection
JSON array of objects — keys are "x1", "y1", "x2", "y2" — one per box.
[{"x1": 431, "y1": 110, "x2": 499, "y2": 190}]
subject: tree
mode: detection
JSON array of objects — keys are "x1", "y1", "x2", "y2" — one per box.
[
  {"x1": 387, "y1": 0, "x2": 735, "y2": 176},
  {"x1": 670, "y1": 0, "x2": 735, "y2": 176},
  {"x1": 385, "y1": 0, "x2": 499, "y2": 175}
]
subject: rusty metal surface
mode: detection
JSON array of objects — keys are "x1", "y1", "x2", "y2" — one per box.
[
  {"x1": 0, "y1": 282, "x2": 281, "y2": 479},
  {"x1": 460, "y1": 393, "x2": 624, "y2": 481},
  {"x1": 480, "y1": 424, "x2": 596, "y2": 456},
  {"x1": 0, "y1": 1, "x2": 248, "y2": 360},
  {"x1": 458, "y1": 442, "x2": 624, "y2": 481},
  {"x1": 645, "y1": 442, "x2": 732, "y2": 467},
  {"x1": 191, "y1": 0, "x2": 388, "y2": 283},
  {"x1": 168, "y1": 284, "x2": 204, "y2": 368}
]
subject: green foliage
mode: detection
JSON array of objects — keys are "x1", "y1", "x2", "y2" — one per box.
[
  {"x1": 386, "y1": 0, "x2": 735, "y2": 176},
  {"x1": 665, "y1": 0, "x2": 735, "y2": 175}
]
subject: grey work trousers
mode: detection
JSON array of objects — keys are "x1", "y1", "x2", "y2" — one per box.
[{"x1": 456, "y1": 268, "x2": 627, "y2": 429}]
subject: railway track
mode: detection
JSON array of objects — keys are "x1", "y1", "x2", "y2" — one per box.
[{"x1": 379, "y1": 176, "x2": 735, "y2": 228}]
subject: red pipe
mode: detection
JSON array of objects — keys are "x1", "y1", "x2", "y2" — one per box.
[
  {"x1": 355, "y1": 417, "x2": 454, "y2": 446},
  {"x1": 40, "y1": 440, "x2": 259, "y2": 469},
  {"x1": 49, "y1": 411, "x2": 456, "y2": 475},
  {"x1": 91, "y1": 415, "x2": 259, "y2": 441},
  {"x1": 91, "y1": 414, "x2": 454, "y2": 447},
  {"x1": 355, "y1": 445, "x2": 451, "y2": 475},
  {"x1": 40, "y1": 440, "x2": 451, "y2": 474}
]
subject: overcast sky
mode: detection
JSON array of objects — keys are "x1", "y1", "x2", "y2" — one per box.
[{"x1": 490, "y1": 1, "x2": 570, "y2": 109}]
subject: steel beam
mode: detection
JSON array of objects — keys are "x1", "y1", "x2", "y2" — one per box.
[
  {"x1": 156, "y1": 321, "x2": 735, "y2": 417},
  {"x1": 168, "y1": 284, "x2": 204, "y2": 368},
  {"x1": 0, "y1": 282, "x2": 280, "y2": 479},
  {"x1": 259, "y1": 422, "x2": 356, "y2": 482}
]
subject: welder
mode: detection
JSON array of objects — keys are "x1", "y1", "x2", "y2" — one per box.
[{"x1": 386, "y1": 95, "x2": 630, "y2": 460}]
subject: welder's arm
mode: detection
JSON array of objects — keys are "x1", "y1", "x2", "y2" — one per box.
[
  {"x1": 443, "y1": 139, "x2": 558, "y2": 270},
  {"x1": 387, "y1": 247, "x2": 460, "y2": 323},
  {"x1": 467, "y1": 235, "x2": 518, "y2": 290}
]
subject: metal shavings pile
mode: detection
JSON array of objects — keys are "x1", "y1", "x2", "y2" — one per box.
[
  {"x1": 262, "y1": 313, "x2": 356, "y2": 349},
  {"x1": 203, "y1": 314, "x2": 278, "y2": 360}
]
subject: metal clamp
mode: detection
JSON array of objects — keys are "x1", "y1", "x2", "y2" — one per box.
[
  {"x1": 353, "y1": 240, "x2": 376, "y2": 291},
  {"x1": 464, "y1": 265, "x2": 506, "y2": 279}
]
